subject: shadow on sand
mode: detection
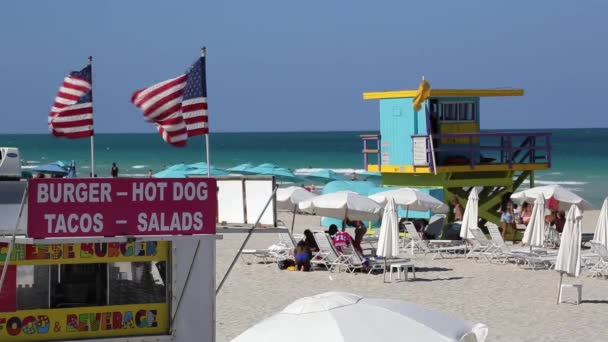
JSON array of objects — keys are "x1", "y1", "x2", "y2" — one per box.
[{"x1": 580, "y1": 299, "x2": 608, "y2": 304}]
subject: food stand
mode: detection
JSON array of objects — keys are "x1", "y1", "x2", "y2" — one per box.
[{"x1": 0, "y1": 178, "x2": 218, "y2": 342}]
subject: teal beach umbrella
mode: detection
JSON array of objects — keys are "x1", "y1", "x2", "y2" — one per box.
[
  {"x1": 305, "y1": 169, "x2": 347, "y2": 184},
  {"x1": 227, "y1": 163, "x2": 256, "y2": 174},
  {"x1": 153, "y1": 163, "x2": 190, "y2": 178}
]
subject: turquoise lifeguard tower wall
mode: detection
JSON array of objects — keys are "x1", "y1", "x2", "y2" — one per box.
[{"x1": 380, "y1": 97, "x2": 482, "y2": 166}]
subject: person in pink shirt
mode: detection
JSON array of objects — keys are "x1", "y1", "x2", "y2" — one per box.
[{"x1": 332, "y1": 226, "x2": 353, "y2": 254}]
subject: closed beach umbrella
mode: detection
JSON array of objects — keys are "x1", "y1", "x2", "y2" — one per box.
[
  {"x1": 298, "y1": 191, "x2": 382, "y2": 221},
  {"x1": 377, "y1": 198, "x2": 400, "y2": 282},
  {"x1": 522, "y1": 194, "x2": 546, "y2": 248},
  {"x1": 459, "y1": 188, "x2": 479, "y2": 240},
  {"x1": 305, "y1": 169, "x2": 347, "y2": 184},
  {"x1": 227, "y1": 163, "x2": 256, "y2": 174},
  {"x1": 511, "y1": 185, "x2": 593, "y2": 211},
  {"x1": 377, "y1": 198, "x2": 400, "y2": 258},
  {"x1": 593, "y1": 198, "x2": 608, "y2": 246},
  {"x1": 232, "y1": 291, "x2": 488, "y2": 342},
  {"x1": 370, "y1": 188, "x2": 448, "y2": 213},
  {"x1": 277, "y1": 186, "x2": 316, "y2": 233},
  {"x1": 554, "y1": 205, "x2": 582, "y2": 303}
]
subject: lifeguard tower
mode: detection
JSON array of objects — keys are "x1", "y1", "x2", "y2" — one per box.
[{"x1": 360, "y1": 81, "x2": 552, "y2": 228}]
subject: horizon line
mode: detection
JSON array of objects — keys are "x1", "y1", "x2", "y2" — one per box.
[{"x1": 1, "y1": 126, "x2": 607, "y2": 135}]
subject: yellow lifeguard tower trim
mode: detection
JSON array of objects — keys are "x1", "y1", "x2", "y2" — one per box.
[{"x1": 363, "y1": 88, "x2": 524, "y2": 100}]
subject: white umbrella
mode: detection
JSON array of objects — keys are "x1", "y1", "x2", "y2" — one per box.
[
  {"x1": 511, "y1": 185, "x2": 593, "y2": 211},
  {"x1": 555, "y1": 205, "x2": 582, "y2": 303},
  {"x1": 276, "y1": 186, "x2": 315, "y2": 210},
  {"x1": 459, "y1": 188, "x2": 479, "y2": 240},
  {"x1": 522, "y1": 194, "x2": 546, "y2": 248},
  {"x1": 377, "y1": 198, "x2": 400, "y2": 282},
  {"x1": 277, "y1": 186, "x2": 316, "y2": 233},
  {"x1": 369, "y1": 188, "x2": 449, "y2": 213},
  {"x1": 233, "y1": 291, "x2": 488, "y2": 342},
  {"x1": 593, "y1": 198, "x2": 608, "y2": 246},
  {"x1": 298, "y1": 191, "x2": 382, "y2": 221}
]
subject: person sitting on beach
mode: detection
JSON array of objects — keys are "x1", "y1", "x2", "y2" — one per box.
[
  {"x1": 520, "y1": 202, "x2": 532, "y2": 225},
  {"x1": 303, "y1": 229, "x2": 319, "y2": 252},
  {"x1": 332, "y1": 226, "x2": 352, "y2": 254},
  {"x1": 326, "y1": 224, "x2": 338, "y2": 238},
  {"x1": 555, "y1": 210, "x2": 566, "y2": 233},
  {"x1": 293, "y1": 241, "x2": 312, "y2": 271},
  {"x1": 147, "y1": 169, "x2": 153, "y2": 178}
]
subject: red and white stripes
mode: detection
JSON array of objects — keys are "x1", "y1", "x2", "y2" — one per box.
[{"x1": 49, "y1": 75, "x2": 94, "y2": 138}]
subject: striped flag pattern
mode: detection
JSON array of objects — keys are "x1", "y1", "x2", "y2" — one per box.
[
  {"x1": 49, "y1": 65, "x2": 94, "y2": 138},
  {"x1": 131, "y1": 57, "x2": 208, "y2": 147}
]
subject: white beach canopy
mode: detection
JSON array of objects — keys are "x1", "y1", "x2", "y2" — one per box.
[
  {"x1": 377, "y1": 198, "x2": 400, "y2": 258},
  {"x1": 232, "y1": 292, "x2": 488, "y2": 342},
  {"x1": 522, "y1": 194, "x2": 546, "y2": 248},
  {"x1": 276, "y1": 186, "x2": 316, "y2": 232},
  {"x1": 511, "y1": 185, "x2": 593, "y2": 211},
  {"x1": 459, "y1": 188, "x2": 479, "y2": 239},
  {"x1": 298, "y1": 191, "x2": 382, "y2": 221},
  {"x1": 593, "y1": 198, "x2": 608, "y2": 246},
  {"x1": 276, "y1": 186, "x2": 315, "y2": 210},
  {"x1": 369, "y1": 188, "x2": 449, "y2": 213}
]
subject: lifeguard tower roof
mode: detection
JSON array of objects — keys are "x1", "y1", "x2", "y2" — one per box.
[{"x1": 363, "y1": 88, "x2": 524, "y2": 100}]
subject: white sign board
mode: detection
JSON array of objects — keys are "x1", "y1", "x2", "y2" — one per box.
[
  {"x1": 413, "y1": 136, "x2": 429, "y2": 166},
  {"x1": 215, "y1": 176, "x2": 276, "y2": 226}
]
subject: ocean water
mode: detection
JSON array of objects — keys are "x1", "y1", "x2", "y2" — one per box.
[{"x1": 1, "y1": 129, "x2": 607, "y2": 206}]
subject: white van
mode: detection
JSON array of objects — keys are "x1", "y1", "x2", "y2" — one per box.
[{"x1": 0, "y1": 147, "x2": 22, "y2": 179}]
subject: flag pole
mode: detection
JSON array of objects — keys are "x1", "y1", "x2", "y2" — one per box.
[
  {"x1": 88, "y1": 56, "x2": 95, "y2": 178},
  {"x1": 202, "y1": 47, "x2": 211, "y2": 177}
]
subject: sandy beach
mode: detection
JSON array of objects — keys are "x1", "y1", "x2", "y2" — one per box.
[{"x1": 216, "y1": 210, "x2": 607, "y2": 342}]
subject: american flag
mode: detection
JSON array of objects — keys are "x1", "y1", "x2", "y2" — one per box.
[
  {"x1": 49, "y1": 64, "x2": 94, "y2": 138},
  {"x1": 131, "y1": 57, "x2": 208, "y2": 147}
]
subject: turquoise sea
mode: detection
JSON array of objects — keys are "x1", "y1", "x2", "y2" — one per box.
[{"x1": 2, "y1": 129, "x2": 607, "y2": 206}]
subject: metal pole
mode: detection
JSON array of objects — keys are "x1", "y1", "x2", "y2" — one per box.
[
  {"x1": 216, "y1": 185, "x2": 279, "y2": 295},
  {"x1": 88, "y1": 56, "x2": 95, "y2": 177},
  {"x1": 556, "y1": 272, "x2": 564, "y2": 304},
  {"x1": 201, "y1": 47, "x2": 211, "y2": 177},
  {"x1": 0, "y1": 184, "x2": 28, "y2": 294},
  {"x1": 90, "y1": 136, "x2": 95, "y2": 177},
  {"x1": 171, "y1": 238, "x2": 201, "y2": 326},
  {"x1": 291, "y1": 204, "x2": 297, "y2": 234},
  {"x1": 206, "y1": 134, "x2": 211, "y2": 177}
]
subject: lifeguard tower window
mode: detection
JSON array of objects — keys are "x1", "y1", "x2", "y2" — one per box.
[{"x1": 434, "y1": 102, "x2": 477, "y2": 122}]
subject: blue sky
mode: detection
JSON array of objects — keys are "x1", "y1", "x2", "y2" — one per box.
[{"x1": 1, "y1": 0, "x2": 607, "y2": 133}]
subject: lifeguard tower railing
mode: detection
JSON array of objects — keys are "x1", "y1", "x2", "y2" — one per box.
[{"x1": 361, "y1": 132, "x2": 551, "y2": 173}]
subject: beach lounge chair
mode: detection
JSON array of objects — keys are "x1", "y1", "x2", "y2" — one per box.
[
  {"x1": 312, "y1": 231, "x2": 348, "y2": 272},
  {"x1": 340, "y1": 246, "x2": 383, "y2": 274},
  {"x1": 241, "y1": 231, "x2": 298, "y2": 264},
  {"x1": 587, "y1": 241, "x2": 608, "y2": 278},
  {"x1": 423, "y1": 214, "x2": 446, "y2": 239},
  {"x1": 487, "y1": 224, "x2": 555, "y2": 268},
  {"x1": 404, "y1": 222, "x2": 465, "y2": 259},
  {"x1": 467, "y1": 228, "x2": 496, "y2": 261}
]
